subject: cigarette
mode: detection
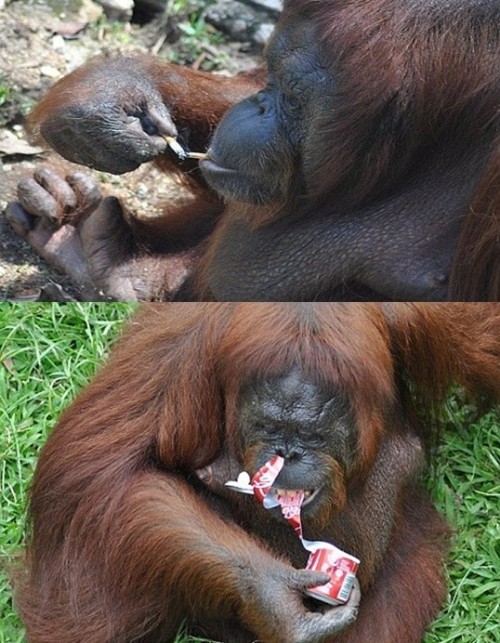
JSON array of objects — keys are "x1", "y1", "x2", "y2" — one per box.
[
  {"x1": 164, "y1": 136, "x2": 187, "y2": 160},
  {"x1": 186, "y1": 152, "x2": 208, "y2": 160},
  {"x1": 163, "y1": 136, "x2": 208, "y2": 161}
]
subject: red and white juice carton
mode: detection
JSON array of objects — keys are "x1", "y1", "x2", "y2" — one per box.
[
  {"x1": 250, "y1": 455, "x2": 285, "y2": 504},
  {"x1": 304, "y1": 542, "x2": 360, "y2": 606}
]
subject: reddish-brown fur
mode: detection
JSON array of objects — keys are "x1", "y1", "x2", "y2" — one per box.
[
  {"x1": 303, "y1": 0, "x2": 500, "y2": 300},
  {"x1": 23, "y1": 0, "x2": 499, "y2": 301},
  {"x1": 15, "y1": 303, "x2": 500, "y2": 642}
]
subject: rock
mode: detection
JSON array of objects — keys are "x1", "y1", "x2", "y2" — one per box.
[
  {"x1": 40, "y1": 65, "x2": 61, "y2": 79},
  {"x1": 95, "y1": 0, "x2": 134, "y2": 21},
  {"x1": 51, "y1": 34, "x2": 66, "y2": 53},
  {"x1": 71, "y1": 0, "x2": 104, "y2": 24},
  {"x1": 242, "y1": 0, "x2": 282, "y2": 14},
  {"x1": 205, "y1": 0, "x2": 279, "y2": 47},
  {"x1": 252, "y1": 23, "x2": 275, "y2": 46}
]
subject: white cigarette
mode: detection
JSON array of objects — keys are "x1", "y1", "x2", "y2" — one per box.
[
  {"x1": 186, "y1": 152, "x2": 208, "y2": 160},
  {"x1": 164, "y1": 136, "x2": 208, "y2": 161},
  {"x1": 164, "y1": 136, "x2": 187, "y2": 160}
]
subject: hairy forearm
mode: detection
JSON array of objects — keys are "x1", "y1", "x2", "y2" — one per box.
[{"x1": 98, "y1": 472, "x2": 278, "y2": 621}]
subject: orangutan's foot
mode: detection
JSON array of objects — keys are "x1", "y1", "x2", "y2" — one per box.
[
  {"x1": 6, "y1": 165, "x2": 194, "y2": 301},
  {"x1": 6, "y1": 166, "x2": 103, "y2": 296}
]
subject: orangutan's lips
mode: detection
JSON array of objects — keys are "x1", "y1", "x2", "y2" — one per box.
[
  {"x1": 271, "y1": 488, "x2": 321, "y2": 506},
  {"x1": 200, "y1": 158, "x2": 238, "y2": 175}
]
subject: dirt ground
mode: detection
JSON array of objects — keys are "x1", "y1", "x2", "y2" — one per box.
[{"x1": 0, "y1": 0, "x2": 261, "y2": 300}]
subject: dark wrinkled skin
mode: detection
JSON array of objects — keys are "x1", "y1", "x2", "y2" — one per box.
[
  {"x1": 238, "y1": 370, "x2": 355, "y2": 481},
  {"x1": 38, "y1": 63, "x2": 177, "y2": 175}
]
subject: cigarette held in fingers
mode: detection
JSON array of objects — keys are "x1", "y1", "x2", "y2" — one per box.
[
  {"x1": 164, "y1": 136, "x2": 187, "y2": 159},
  {"x1": 163, "y1": 136, "x2": 208, "y2": 161}
]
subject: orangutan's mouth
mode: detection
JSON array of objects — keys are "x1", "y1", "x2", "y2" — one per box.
[{"x1": 269, "y1": 487, "x2": 322, "y2": 507}]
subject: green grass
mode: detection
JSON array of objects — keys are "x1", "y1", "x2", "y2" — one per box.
[
  {"x1": 424, "y1": 403, "x2": 500, "y2": 643},
  {"x1": 0, "y1": 304, "x2": 498, "y2": 643}
]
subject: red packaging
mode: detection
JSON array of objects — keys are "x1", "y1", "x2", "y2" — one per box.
[
  {"x1": 250, "y1": 455, "x2": 284, "y2": 503},
  {"x1": 277, "y1": 491, "x2": 304, "y2": 538},
  {"x1": 304, "y1": 543, "x2": 360, "y2": 606},
  {"x1": 226, "y1": 456, "x2": 361, "y2": 607}
]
